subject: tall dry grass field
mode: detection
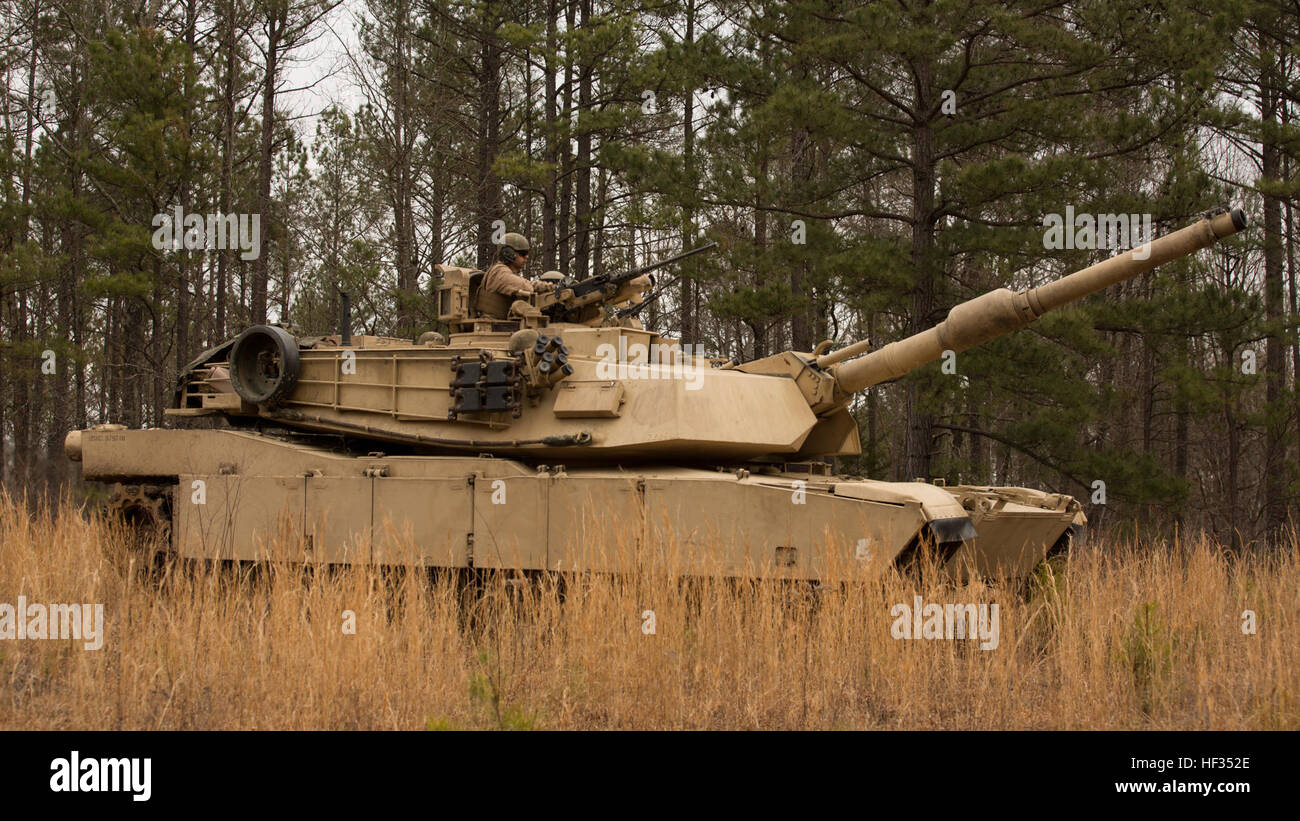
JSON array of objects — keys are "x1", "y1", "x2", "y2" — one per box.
[{"x1": 0, "y1": 490, "x2": 1295, "y2": 729}]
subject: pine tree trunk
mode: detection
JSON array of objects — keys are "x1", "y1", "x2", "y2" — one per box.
[
  {"x1": 789, "y1": 122, "x2": 812, "y2": 352},
  {"x1": 593, "y1": 167, "x2": 607, "y2": 277},
  {"x1": 217, "y1": 0, "x2": 238, "y2": 341},
  {"x1": 1261, "y1": 35, "x2": 1286, "y2": 538},
  {"x1": 574, "y1": 0, "x2": 592, "y2": 279},
  {"x1": 752, "y1": 151, "x2": 768, "y2": 358},
  {"x1": 903, "y1": 59, "x2": 937, "y2": 482},
  {"x1": 476, "y1": 8, "x2": 502, "y2": 269},
  {"x1": 678, "y1": 0, "x2": 696, "y2": 344},
  {"x1": 176, "y1": 0, "x2": 197, "y2": 370},
  {"x1": 543, "y1": 0, "x2": 559, "y2": 270},
  {"x1": 1287, "y1": 149, "x2": 1298, "y2": 531},
  {"x1": 393, "y1": 0, "x2": 415, "y2": 331},
  {"x1": 559, "y1": 0, "x2": 575, "y2": 271},
  {"x1": 252, "y1": 10, "x2": 283, "y2": 324}
]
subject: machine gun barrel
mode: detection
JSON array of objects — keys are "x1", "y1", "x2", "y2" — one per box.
[
  {"x1": 831, "y1": 207, "x2": 1247, "y2": 394},
  {"x1": 542, "y1": 242, "x2": 718, "y2": 318},
  {"x1": 623, "y1": 241, "x2": 718, "y2": 279}
]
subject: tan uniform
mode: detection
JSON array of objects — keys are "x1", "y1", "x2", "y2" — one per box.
[{"x1": 482, "y1": 262, "x2": 535, "y2": 299}]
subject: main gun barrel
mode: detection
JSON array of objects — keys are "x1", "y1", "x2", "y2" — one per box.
[{"x1": 831, "y1": 207, "x2": 1247, "y2": 394}]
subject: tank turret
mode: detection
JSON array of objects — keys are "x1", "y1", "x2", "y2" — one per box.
[{"x1": 145, "y1": 209, "x2": 1246, "y2": 465}]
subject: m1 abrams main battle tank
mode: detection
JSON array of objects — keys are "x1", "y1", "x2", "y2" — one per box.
[{"x1": 66, "y1": 207, "x2": 1247, "y2": 581}]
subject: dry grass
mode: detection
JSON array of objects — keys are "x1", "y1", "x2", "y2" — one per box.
[{"x1": 0, "y1": 489, "x2": 1296, "y2": 730}]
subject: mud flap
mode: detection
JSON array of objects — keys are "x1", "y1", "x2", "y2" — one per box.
[
  {"x1": 894, "y1": 516, "x2": 978, "y2": 571},
  {"x1": 1046, "y1": 522, "x2": 1085, "y2": 560}
]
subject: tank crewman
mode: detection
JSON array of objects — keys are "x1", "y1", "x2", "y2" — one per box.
[{"x1": 482, "y1": 233, "x2": 554, "y2": 300}]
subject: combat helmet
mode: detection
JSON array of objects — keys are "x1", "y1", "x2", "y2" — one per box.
[{"x1": 498, "y1": 232, "x2": 531, "y2": 264}]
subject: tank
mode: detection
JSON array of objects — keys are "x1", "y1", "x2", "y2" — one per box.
[{"x1": 65, "y1": 207, "x2": 1247, "y2": 581}]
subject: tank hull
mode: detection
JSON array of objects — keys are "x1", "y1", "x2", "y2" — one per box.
[{"x1": 69, "y1": 427, "x2": 1080, "y2": 581}]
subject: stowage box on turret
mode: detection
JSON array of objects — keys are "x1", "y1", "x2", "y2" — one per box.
[{"x1": 66, "y1": 208, "x2": 1247, "y2": 581}]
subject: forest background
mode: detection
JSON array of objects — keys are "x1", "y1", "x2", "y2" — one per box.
[{"x1": 2, "y1": 0, "x2": 1299, "y2": 548}]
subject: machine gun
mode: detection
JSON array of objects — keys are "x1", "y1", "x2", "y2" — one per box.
[
  {"x1": 540, "y1": 242, "x2": 717, "y2": 321},
  {"x1": 615, "y1": 273, "x2": 682, "y2": 319}
]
